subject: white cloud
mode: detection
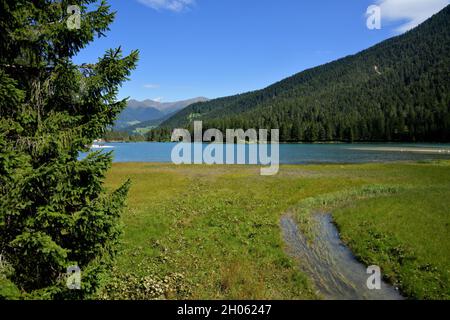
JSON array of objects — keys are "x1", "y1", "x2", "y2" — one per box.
[
  {"x1": 143, "y1": 83, "x2": 160, "y2": 89},
  {"x1": 137, "y1": 0, "x2": 195, "y2": 12},
  {"x1": 377, "y1": 0, "x2": 449, "y2": 32},
  {"x1": 153, "y1": 97, "x2": 164, "y2": 102}
]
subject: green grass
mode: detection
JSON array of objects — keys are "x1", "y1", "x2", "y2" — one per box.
[
  {"x1": 2, "y1": 161, "x2": 448, "y2": 299},
  {"x1": 97, "y1": 161, "x2": 450, "y2": 300},
  {"x1": 334, "y1": 186, "x2": 450, "y2": 299}
]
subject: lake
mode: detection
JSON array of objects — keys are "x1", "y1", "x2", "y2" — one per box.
[{"x1": 82, "y1": 142, "x2": 450, "y2": 164}]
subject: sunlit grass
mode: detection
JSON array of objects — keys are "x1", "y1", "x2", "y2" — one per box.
[
  {"x1": 100, "y1": 161, "x2": 450, "y2": 299},
  {"x1": 334, "y1": 186, "x2": 450, "y2": 299}
]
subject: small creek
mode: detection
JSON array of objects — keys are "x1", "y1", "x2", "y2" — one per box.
[{"x1": 280, "y1": 213, "x2": 404, "y2": 300}]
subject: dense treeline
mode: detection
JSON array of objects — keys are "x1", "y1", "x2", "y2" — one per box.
[
  {"x1": 154, "y1": 6, "x2": 450, "y2": 142},
  {"x1": 103, "y1": 130, "x2": 147, "y2": 142},
  {"x1": 146, "y1": 127, "x2": 173, "y2": 142},
  {"x1": 102, "y1": 129, "x2": 171, "y2": 142}
]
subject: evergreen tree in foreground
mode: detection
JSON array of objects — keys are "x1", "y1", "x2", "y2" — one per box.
[{"x1": 0, "y1": 0, "x2": 138, "y2": 298}]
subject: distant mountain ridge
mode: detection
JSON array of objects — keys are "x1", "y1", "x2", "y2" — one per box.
[
  {"x1": 114, "y1": 97, "x2": 208, "y2": 130},
  {"x1": 158, "y1": 6, "x2": 450, "y2": 142},
  {"x1": 127, "y1": 97, "x2": 209, "y2": 113}
]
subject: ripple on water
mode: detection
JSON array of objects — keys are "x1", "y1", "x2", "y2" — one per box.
[{"x1": 280, "y1": 213, "x2": 404, "y2": 300}]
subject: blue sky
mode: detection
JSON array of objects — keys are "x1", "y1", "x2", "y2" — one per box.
[{"x1": 74, "y1": 0, "x2": 449, "y2": 102}]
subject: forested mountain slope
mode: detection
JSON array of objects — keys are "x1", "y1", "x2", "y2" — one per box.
[
  {"x1": 115, "y1": 97, "x2": 208, "y2": 130},
  {"x1": 159, "y1": 6, "x2": 450, "y2": 142}
]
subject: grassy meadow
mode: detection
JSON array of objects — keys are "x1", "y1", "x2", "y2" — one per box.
[{"x1": 97, "y1": 161, "x2": 450, "y2": 300}]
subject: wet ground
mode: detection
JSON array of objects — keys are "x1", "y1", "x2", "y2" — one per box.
[{"x1": 281, "y1": 213, "x2": 404, "y2": 300}]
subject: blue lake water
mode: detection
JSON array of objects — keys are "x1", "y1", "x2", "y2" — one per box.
[{"x1": 81, "y1": 142, "x2": 450, "y2": 164}]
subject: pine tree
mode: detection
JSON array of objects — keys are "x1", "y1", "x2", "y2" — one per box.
[
  {"x1": 291, "y1": 120, "x2": 303, "y2": 142},
  {"x1": 0, "y1": 0, "x2": 138, "y2": 298}
]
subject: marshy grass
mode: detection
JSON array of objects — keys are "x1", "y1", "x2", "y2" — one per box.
[
  {"x1": 99, "y1": 161, "x2": 450, "y2": 300},
  {"x1": 1, "y1": 161, "x2": 449, "y2": 299},
  {"x1": 289, "y1": 184, "x2": 404, "y2": 240}
]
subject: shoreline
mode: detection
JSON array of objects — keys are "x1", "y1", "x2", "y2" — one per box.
[
  {"x1": 348, "y1": 147, "x2": 450, "y2": 154},
  {"x1": 105, "y1": 140, "x2": 450, "y2": 145}
]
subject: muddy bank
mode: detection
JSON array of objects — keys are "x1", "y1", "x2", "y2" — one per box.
[{"x1": 281, "y1": 214, "x2": 403, "y2": 300}]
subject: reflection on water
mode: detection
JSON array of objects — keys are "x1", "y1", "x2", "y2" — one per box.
[{"x1": 280, "y1": 214, "x2": 404, "y2": 300}]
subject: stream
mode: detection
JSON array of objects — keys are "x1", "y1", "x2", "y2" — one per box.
[{"x1": 280, "y1": 213, "x2": 404, "y2": 300}]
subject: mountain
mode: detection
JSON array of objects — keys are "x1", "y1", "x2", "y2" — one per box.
[
  {"x1": 127, "y1": 97, "x2": 209, "y2": 114},
  {"x1": 120, "y1": 114, "x2": 174, "y2": 134},
  {"x1": 114, "y1": 97, "x2": 208, "y2": 130},
  {"x1": 159, "y1": 6, "x2": 450, "y2": 142}
]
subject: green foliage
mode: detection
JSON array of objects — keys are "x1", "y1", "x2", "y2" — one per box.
[
  {"x1": 157, "y1": 5, "x2": 450, "y2": 142},
  {"x1": 146, "y1": 127, "x2": 173, "y2": 142},
  {"x1": 103, "y1": 130, "x2": 147, "y2": 142},
  {"x1": 0, "y1": 0, "x2": 138, "y2": 298}
]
